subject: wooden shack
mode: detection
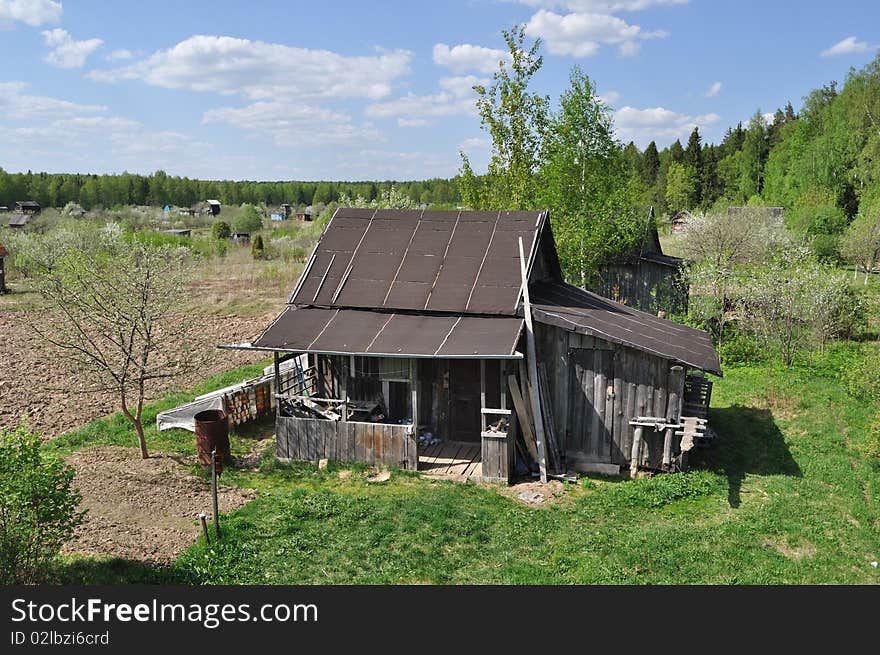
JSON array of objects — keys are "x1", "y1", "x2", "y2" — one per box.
[
  {"x1": 206, "y1": 199, "x2": 222, "y2": 216},
  {"x1": 226, "y1": 208, "x2": 720, "y2": 483},
  {"x1": 0, "y1": 244, "x2": 8, "y2": 294},
  {"x1": 14, "y1": 200, "x2": 40, "y2": 214},
  {"x1": 592, "y1": 215, "x2": 688, "y2": 315},
  {"x1": 7, "y1": 213, "x2": 29, "y2": 229}
]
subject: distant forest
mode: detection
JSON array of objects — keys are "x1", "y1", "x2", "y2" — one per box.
[
  {"x1": 0, "y1": 173, "x2": 461, "y2": 211},
  {"x1": 3, "y1": 54, "x2": 879, "y2": 256}
]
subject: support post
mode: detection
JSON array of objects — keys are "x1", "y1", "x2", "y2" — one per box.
[
  {"x1": 410, "y1": 358, "x2": 418, "y2": 428},
  {"x1": 664, "y1": 365, "x2": 685, "y2": 470},
  {"x1": 199, "y1": 512, "x2": 210, "y2": 545},
  {"x1": 480, "y1": 359, "x2": 487, "y2": 433},
  {"x1": 630, "y1": 426, "x2": 643, "y2": 478},
  {"x1": 273, "y1": 351, "x2": 281, "y2": 415},
  {"x1": 211, "y1": 448, "x2": 220, "y2": 539},
  {"x1": 519, "y1": 236, "x2": 548, "y2": 483}
]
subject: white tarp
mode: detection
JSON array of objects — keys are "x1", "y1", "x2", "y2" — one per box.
[{"x1": 155, "y1": 394, "x2": 226, "y2": 432}]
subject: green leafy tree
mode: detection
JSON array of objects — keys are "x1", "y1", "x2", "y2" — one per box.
[
  {"x1": 0, "y1": 425, "x2": 84, "y2": 584},
  {"x1": 211, "y1": 220, "x2": 231, "y2": 240},
  {"x1": 739, "y1": 111, "x2": 770, "y2": 199},
  {"x1": 460, "y1": 24, "x2": 549, "y2": 210},
  {"x1": 665, "y1": 161, "x2": 699, "y2": 211},
  {"x1": 233, "y1": 204, "x2": 264, "y2": 233},
  {"x1": 251, "y1": 234, "x2": 265, "y2": 259},
  {"x1": 539, "y1": 66, "x2": 641, "y2": 284},
  {"x1": 642, "y1": 141, "x2": 660, "y2": 186}
]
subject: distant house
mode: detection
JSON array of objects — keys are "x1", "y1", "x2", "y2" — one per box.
[
  {"x1": 7, "y1": 213, "x2": 29, "y2": 229},
  {"x1": 206, "y1": 199, "x2": 221, "y2": 216},
  {"x1": 270, "y1": 212, "x2": 286, "y2": 222},
  {"x1": 231, "y1": 232, "x2": 251, "y2": 245},
  {"x1": 179, "y1": 207, "x2": 197, "y2": 216},
  {"x1": 68, "y1": 206, "x2": 86, "y2": 218},
  {"x1": 592, "y1": 211, "x2": 688, "y2": 316},
  {"x1": 14, "y1": 201, "x2": 41, "y2": 214},
  {"x1": 295, "y1": 212, "x2": 312, "y2": 222},
  {"x1": 670, "y1": 210, "x2": 693, "y2": 234},
  {"x1": 280, "y1": 203, "x2": 292, "y2": 218},
  {"x1": 0, "y1": 244, "x2": 8, "y2": 293},
  {"x1": 160, "y1": 228, "x2": 192, "y2": 238},
  {"x1": 0, "y1": 206, "x2": 9, "y2": 213}
]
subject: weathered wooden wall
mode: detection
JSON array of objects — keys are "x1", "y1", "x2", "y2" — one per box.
[
  {"x1": 593, "y1": 259, "x2": 688, "y2": 315},
  {"x1": 534, "y1": 322, "x2": 685, "y2": 471},
  {"x1": 276, "y1": 416, "x2": 418, "y2": 470}
]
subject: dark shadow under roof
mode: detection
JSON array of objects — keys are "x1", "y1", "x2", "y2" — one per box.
[
  {"x1": 290, "y1": 207, "x2": 547, "y2": 315},
  {"x1": 253, "y1": 306, "x2": 524, "y2": 359},
  {"x1": 530, "y1": 280, "x2": 721, "y2": 375}
]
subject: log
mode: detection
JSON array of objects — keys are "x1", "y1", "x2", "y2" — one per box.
[
  {"x1": 508, "y1": 375, "x2": 538, "y2": 461},
  {"x1": 519, "y1": 236, "x2": 548, "y2": 483},
  {"x1": 630, "y1": 426, "x2": 643, "y2": 478}
]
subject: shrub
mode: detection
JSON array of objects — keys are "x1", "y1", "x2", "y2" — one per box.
[
  {"x1": 0, "y1": 425, "x2": 84, "y2": 584},
  {"x1": 211, "y1": 220, "x2": 231, "y2": 240},
  {"x1": 233, "y1": 204, "x2": 264, "y2": 234},
  {"x1": 718, "y1": 332, "x2": 768, "y2": 365},
  {"x1": 594, "y1": 470, "x2": 723, "y2": 510},
  {"x1": 845, "y1": 346, "x2": 880, "y2": 405},
  {"x1": 251, "y1": 234, "x2": 265, "y2": 259}
]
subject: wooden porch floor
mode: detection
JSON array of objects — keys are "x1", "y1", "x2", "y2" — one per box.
[{"x1": 418, "y1": 440, "x2": 482, "y2": 480}]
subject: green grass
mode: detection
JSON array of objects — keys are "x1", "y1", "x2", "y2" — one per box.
[
  {"x1": 45, "y1": 341, "x2": 880, "y2": 585},
  {"x1": 44, "y1": 361, "x2": 271, "y2": 459}
]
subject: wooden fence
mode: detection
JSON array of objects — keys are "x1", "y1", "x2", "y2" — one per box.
[{"x1": 276, "y1": 416, "x2": 418, "y2": 470}]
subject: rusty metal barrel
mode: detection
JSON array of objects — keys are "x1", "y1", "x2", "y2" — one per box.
[{"x1": 194, "y1": 409, "x2": 231, "y2": 474}]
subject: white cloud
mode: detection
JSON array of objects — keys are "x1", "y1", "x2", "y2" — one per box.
[
  {"x1": 705, "y1": 81, "x2": 722, "y2": 97},
  {"x1": 89, "y1": 35, "x2": 412, "y2": 101},
  {"x1": 438, "y1": 75, "x2": 487, "y2": 97},
  {"x1": 365, "y1": 90, "x2": 476, "y2": 126},
  {"x1": 106, "y1": 49, "x2": 134, "y2": 61},
  {"x1": 0, "y1": 81, "x2": 106, "y2": 120},
  {"x1": 432, "y1": 43, "x2": 511, "y2": 74},
  {"x1": 820, "y1": 36, "x2": 873, "y2": 58},
  {"x1": 518, "y1": 1, "x2": 687, "y2": 10},
  {"x1": 524, "y1": 9, "x2": 667, "y2": 57},
  {"x1": 0, "y1": 0, "x2": 61, "y2": 27},
  {"x1": 41, "y1": 29, "x2": 104, "y2": 68},
  {"x1": 459, "y1": 137, "x2": 490, "y2": 151},
  {"x1": 202, "y1": 101, "x2": 382, "y2": 147},
  {"x1": 614, "y1": 105, "x2": 720, "y2": 147},
  {"x1": 397, "y1": 118, "x2": 429, "y2": 128},
  {"x1": 598, "y1": 90, "x2": 620, "y2": 105}
]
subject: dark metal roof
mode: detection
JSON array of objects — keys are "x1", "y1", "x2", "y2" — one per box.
[
  {"x1": 289, "y1": 207, "x2": 547, "y2": 315},
  {"x1": 640, "y1": 251, "x2": 684, "y2": 267},
  {"x1": 252, "y1": 306, "x2": 524, "y2": 358},
  {"x1": 529, "y1": 280, "x2": 721, "y2": 375},
  {"x1": 8, "y1": 213, "x2": 29, "y2": 227}
]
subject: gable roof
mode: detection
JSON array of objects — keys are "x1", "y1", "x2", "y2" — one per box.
[
  {"x1": 289, "y1": 207, "x2": 549, "y2": 315},
  {"x1": 529, "y1": 280, "x2": 721, "y2": 375},
  {"x1": 8, "y1": 213, "x2": 29, "y2": 227}
]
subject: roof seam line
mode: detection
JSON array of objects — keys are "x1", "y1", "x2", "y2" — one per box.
[
  {"x1": 433, "y1": 316, "x2": 462, "y2": 356},
  {"x1": 464, "y1": 210, "x2": 501, "y2": 311}
]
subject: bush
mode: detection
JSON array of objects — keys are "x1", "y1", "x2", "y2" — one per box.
[
  {"x1": 718, "y1": 332, "x2": 768, "y2": 365},
  {"x1": 594, "y1": 470, "x2": 723, "y2": 510},
  {"x1": 845, "y1": 346, "x2": 880, "y2": 405},
  {"x1": 211, "y1": 220, "x2": 231, "y2": 240},
  {"x1": 233, "y1": 204, "x2": 264, "y2": 234},
  {"x1": 0, "y1": 425, "x2": 84, "y2": 584},
  {"x1": 251, "y1": 234, "x2": 265, "y2": 259}
]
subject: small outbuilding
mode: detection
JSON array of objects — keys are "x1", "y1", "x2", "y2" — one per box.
[
  {"x1": 206, "y1": 200, "x2": 222, "y2": 216},
  {"x1": 14, "y1": 201, "x2": 41, "y2": 214},
  {"x1": 0, "y1": 244, "x2": 8, "y2": 293},
  {"x1": 160, "y1": 228, "x2": 192, "y2": 237},
  {"x1": 592, "y1": 212, "x2": 689, "y2": 315},
  {"x1": 670, "y1": 210, "x2": 693, "y2": 234},
  {"x1": 295, "y1": 212, "x2": 312, "y2": 222},
  {"x1": 7, "y1": 213, "x2": 29, "y2": 229},
  {"x1": 224, "y1": 208, "x2": 720, "y2": 484},
  {"x1": 231, "y1": 232, "x2": 251, "y2": 245}
]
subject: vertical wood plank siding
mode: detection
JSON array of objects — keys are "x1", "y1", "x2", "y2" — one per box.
[
  {"x1": 276, "y1": 416, "x2": 417, "y2": 470},
  {"x1": 534, "y1": 322, "x2": 687, "y2": 471},
  {"x1": 592, "y1": 260, "x2": 688, "y2": 315}
]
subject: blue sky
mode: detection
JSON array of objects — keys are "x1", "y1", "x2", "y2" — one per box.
[{"x1": 0, "y1": 0, "x2": 877, "y2": 181}]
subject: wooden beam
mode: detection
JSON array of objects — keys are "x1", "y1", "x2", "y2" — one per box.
[
  {"x1": 480, "y1": 359, "x2": 487, "y2": 433},
  {"x1": 630, "y1": 426, "x2": 644, "y2": 478},
  {"x1": 519, "y1": 236, "x2": 548, "y2": 483},
  {"x1": 508, "y1": 375, "x2": 538, "y2": 462},
  {"x1": 410, "y1": 358, "x2": 418, "y2": 430},
  {"x1": 273, "y1": 352, "x2": 281, "y2": 416},
  {"x1": 664, "y1": 365, "x2": 685, "y2": 470}
]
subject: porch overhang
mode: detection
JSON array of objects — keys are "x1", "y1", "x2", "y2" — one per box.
[{"x1": 223, "y1": 305, "x2": 525, "y2": 359}]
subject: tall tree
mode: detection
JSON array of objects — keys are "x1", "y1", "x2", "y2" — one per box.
[
  {"x1": 460, "y1": 24, "x2": 549, "y2": 210},
  {"x1": 668, "y1": 139, "x2": 685, "y2": 163},
  {"x1": 642, "y1": 141, "x2": 660, "y2": 186},
  {"x1": 684, "y1": 127, "x2": 703, "y2": 205}
]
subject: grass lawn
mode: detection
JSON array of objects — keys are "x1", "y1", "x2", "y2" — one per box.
[{"x1": 48, "y1": 341, "x2": 880, "y2": 585}]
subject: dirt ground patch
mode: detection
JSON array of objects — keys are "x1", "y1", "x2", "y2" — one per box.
[
  {"x1": 0, "y1": 310, "x2": 274, "y2": 439},
  {"x1": 764, "y1": 537, "x2": 818, "y2": 560},
  {"x1": 499, "y1": 479, "x2": 568, "y2": 506},
  {"x1": 62, "y1": 446, "x2": 257, "y2": 564}
]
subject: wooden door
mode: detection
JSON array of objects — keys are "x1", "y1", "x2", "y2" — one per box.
[
  {"x1": 449, "y1": 359, "x2": 481, "y2": 442},
  {"x1": 567, "y1": 348, "x2": 615, "y2": 462}
]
